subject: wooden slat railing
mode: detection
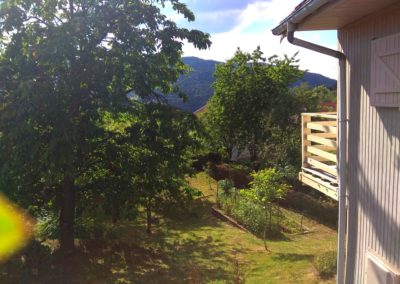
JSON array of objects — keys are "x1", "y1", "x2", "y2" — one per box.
[
  {"x1": 299, "y1": 112, "x2": 338, "y2": 200},
  {"x1": 301, "y1": 112, "x2": 338, "y2": 178}
]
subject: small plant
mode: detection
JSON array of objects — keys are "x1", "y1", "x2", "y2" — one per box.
[
  {"x1": 231, "y1": 253, "x2": 246, "y2": 284},
  {"x1": 314, "y1": 251, "x2": 337, "y2": 278},
  {"x1": 247, "y1": 168, "x2": 291, "y2": 251},
  {"x1": 35, "y1": 211, "x2": 60, "y2": 240},
  {"x1": 218, "y1": 179, "x2": 235, "y2": 196}
]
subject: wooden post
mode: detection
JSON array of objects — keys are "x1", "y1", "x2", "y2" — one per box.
[{"x1": 301, "y1": 114, "x2": 311, "y2": 169}]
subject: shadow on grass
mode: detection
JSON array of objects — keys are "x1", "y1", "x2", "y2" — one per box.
[
  {"x1": 271, "y1": 253, "x2": 314, "y2": 262},
  {"x1": 156, "y1": 196, "x2": 220, "y2": 227},
  {"x1": 0, "y1": 198, "x2": 235, "y2": 284}
]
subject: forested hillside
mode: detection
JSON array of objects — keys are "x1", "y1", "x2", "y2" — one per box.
[{"x1": 168, "y1": 57, "x2": 337, "y2": 112}]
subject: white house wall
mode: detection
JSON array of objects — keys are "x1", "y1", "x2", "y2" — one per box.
[{"x1": 338, "y1": 3, "x2": 400, "y2": 283}]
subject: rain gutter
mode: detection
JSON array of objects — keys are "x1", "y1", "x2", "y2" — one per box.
[
  {"x1": 285, "y1": 21, "x2": 348, "y2": 284},
  {"x1": 272, "y1": 0, "x2": 335, "y2": 36}
]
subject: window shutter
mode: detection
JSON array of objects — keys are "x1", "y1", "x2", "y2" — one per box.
[{"x1": 371, "y1": 33, "x2": 400, "y2": 107}]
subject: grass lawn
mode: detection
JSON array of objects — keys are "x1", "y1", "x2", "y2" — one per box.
[{"x1": 1, "y1": 172, "x2": 337, "y2": 283}]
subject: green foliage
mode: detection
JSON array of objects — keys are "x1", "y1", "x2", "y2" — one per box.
[
  {"x1": 313, "y1": 85, "x2": 337, "y2": 102},
  {"x1": 314, "y1": 251, "x2": 337, "y2": 278},
  {"x1": 257, "y1": 83, "x2": 328, "y2": 176},
  {"x1": 248, "y1": 168, "x2": 290, "y2": 205},
  {"x1": 35, "y1": 208, "x2": 121, "y2": 240},
  {"x1": 0, "y1": 0, "x2": 211, "y2": 249},
  {"x1": 130, "y1": 104, "x2": 204, "y2": 195},
  {"x1": 259, "y1": 126, "x2": 301, "y2": 180},
  {"x1": 203, "y1": 47, "x2": 303, "y2": 160},
  {"x1": 35, "y1": 212, "x2": 60, "y2": 240},
  {"x1": 217, "y1": 169, "x2": 294, "y2": 238},
  {"x1": 218, "y1": 179, "x2": 235, "y2": 195},
  {"x1": 218, "y1": 188, "x2": 300, "y2": 238},
  {"x1": 231, "y1": 191, "x2": 266, "y2": 235}
]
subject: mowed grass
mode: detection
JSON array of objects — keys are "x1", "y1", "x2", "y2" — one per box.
[
  {"x1": 1, "y1": 172, "x2": 337, "y2": 283},
  {"x1": 185, "y1": 173, "x2": 337, "y2": 284}
]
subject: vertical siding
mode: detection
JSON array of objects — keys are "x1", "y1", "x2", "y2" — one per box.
[{"x1": 339, "y1": 4, "x2": 400, "y2": 283}]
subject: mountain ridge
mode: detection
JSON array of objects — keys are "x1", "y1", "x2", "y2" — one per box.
[{"x1": 167, "y1": 56, "x2": 337, "y2": 112}]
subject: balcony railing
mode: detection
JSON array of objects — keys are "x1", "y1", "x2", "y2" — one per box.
[{"x1": 299, "y1": 112, "x2": 338, "y2": 200}]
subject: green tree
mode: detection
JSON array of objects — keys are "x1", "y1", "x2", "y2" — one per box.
[
  {"x1": 203, "y1": 47, "x2": 303, "y2": 161},
  {"x1": 245, "y1": 168, "x2": 290, "y2": 251},
  {"x1": 0, "y1": 0, "x2": 210, "y2": 254},
  {"x1": 127, "y1": 103, "x2": 204, "y2": 234},
  {"x1": 257, "y1": 83, "x2": 330, "y2": 177}
]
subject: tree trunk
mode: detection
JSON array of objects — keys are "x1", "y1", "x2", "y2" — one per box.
[
  {"x1": 269, "y1": 204, "x2": 272, "y2": 233},
  {"x1": 248, "y1": 143, "x2": 257, "y2": 162},
  {"x1": 276, "y1": 201, "x2": 282, "y2": 227},
  {"x1": 146, "y1": 198, "x2": 152, "y2": 235},
  {"x1": 263, "y1": 208, "x2": 269, "y2": 251},
  {"x1": 60, "y1": 176, "x2": 75, "y2": 255},
  {"x1": 227, "y1": 146, "x2": 233, "y2": 160},
  {"x1": 216, "y1": 182, "x2": 219, "y2": 204},
  {"x1": 112, "y1": 205, "x2": 120, "y2": 223}
]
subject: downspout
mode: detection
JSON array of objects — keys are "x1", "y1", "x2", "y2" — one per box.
[{"x1": 286, "y1": 22, "x2": 347, "y2": 284}]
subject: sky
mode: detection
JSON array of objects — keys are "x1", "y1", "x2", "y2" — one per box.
[{"x1": 162, "y1": 0, "x2": 338, "y2": 79}]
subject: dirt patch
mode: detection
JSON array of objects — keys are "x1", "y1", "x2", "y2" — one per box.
[{"x1": 209, "y1": 163, "x2": 251, "y2": 188}]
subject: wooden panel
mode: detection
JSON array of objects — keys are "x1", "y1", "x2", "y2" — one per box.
[
  {"x1": 371, "y1": 32, "x2": 400, "y2": 107},
  {"x1": 303, "y1": 112, "x2": 338, "y2": 119},
  {"x1": 299, "y1": 172, "x2": 338, "y2": 200},
  {"x1": 302, "y1": 114, "x2": 311, "y2": 167},
  {"x1": 307, "y1": 122, "x2": 338, "y2": 134},
  {"x1": 301, "y1": 113, "x2": 338, "y2": 197},
  {"x1": 306, "y1": 157, "x2": 338, "y2": 176},
  {"x1": 307, "y1": 146, "x2": 337, "y2": 163},
  {"x1": 307, "y1": 134, "x2": 338, "y2": 148},
  {"x1": 311, "y1": 132, "x2": 337, "y2": 138},
  {"x1": 308, "y1": 155, "x2": 334, "y2": 162},
  {"x1": 313, "y1": 145, "x2": 337, "y2": 151}
]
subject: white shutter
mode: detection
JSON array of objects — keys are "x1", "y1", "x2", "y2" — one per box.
[{"x1": 371, "y1": 33, "x2": 400, "y2": 107}]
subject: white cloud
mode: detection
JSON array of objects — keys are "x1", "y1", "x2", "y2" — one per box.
[{"x1": 182, "y1": 0, "x2": 338, "y2": 79}]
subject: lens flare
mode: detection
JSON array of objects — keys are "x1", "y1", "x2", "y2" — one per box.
[{"x1": 0, "y1": 194, "x2": 33, "y2": 261}]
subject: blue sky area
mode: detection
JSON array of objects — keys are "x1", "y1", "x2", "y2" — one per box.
[{"x1": 162, "y1": 0, "x2": 338, "y2": 78}]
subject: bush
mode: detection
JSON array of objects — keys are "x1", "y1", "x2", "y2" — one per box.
[
  {"x1": 35, "y1": 211, "x2": 60, "y2": 240},
  {"x1": 231, "y1": 193, "x2": 266, "y2": 236},
  {"x1": 218, "y1": 190, "x2": 283, "y2": 238},
  {"x1": 218, "y1": 179, "x2": 235, "y2": 195},
  {"x1": 314, "y1": 251, "x2": 337, "y2": 278},
  {"x1": 35, "y1": 210, "x2": 112, "y2": 241},
  {"x1": 218, "y1": 193, "x2": 236, "y2": 216}
]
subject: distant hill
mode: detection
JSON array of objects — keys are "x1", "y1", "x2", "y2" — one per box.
[{"x1": 167, "y1": 57, "x2": 337, "y2": 113}]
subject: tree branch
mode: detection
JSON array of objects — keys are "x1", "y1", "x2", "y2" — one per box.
[{"x1": 26, "y1": 16, "x2": 51, "y2": 27}]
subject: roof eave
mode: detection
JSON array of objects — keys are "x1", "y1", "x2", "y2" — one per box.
[{"x1": 271, "y1": 0, "x2": 335, "y2": 35}]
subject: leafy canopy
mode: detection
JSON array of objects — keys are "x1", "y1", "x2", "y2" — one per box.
[
  {"x1": 0, "y1": 0, "x2": 210, "y2": 207},
  {"x1": 203, "y1": 47, "x2": 303, "y2": 159},
  {"x1": 0, "y1": 0, "x2": 211, "y2": 250}
]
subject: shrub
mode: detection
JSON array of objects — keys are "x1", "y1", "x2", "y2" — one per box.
[
  {"x1": 231, "y1": 192, "x2": 265, "y2": 235},
  {"x1": 35, "y1": 210, "x2": 111, "y2": 241},
  {"x1": 314, "y1": 251, "x2": 337, "y2": 278},
  {"x1": 218, "y1": 179, "x2": 235, "y2": 195},
  {"x1": 35, "y1": 211, "x2": 60, "y2": 240},
  {"x1": 218, "y1": 194, "x2": 236, "y2": 215}
]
